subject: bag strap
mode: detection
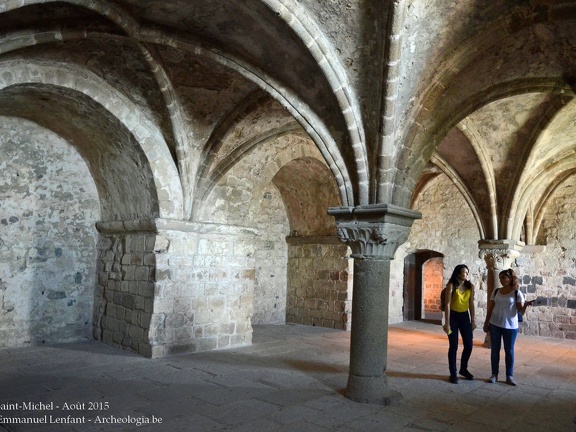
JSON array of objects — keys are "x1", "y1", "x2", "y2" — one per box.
[{"x1": 496, "y1": 288, "x2": 520, "y2": 304}]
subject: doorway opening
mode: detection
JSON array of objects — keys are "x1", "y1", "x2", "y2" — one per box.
[{"x1": 403, "y1": 250, "x2": 444, "y2": 323}]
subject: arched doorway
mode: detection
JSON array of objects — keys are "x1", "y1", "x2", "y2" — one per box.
[{"x1": 403, "y1": 250, "x2": 444, "y2": 322}]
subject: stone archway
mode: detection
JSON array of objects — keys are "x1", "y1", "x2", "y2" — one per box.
[{"x1": 272, "y1": 157, "x2": 349, "y2": 329}]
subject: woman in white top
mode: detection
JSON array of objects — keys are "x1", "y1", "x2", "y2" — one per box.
[{"x1": 483, "y1": 268, "x2": 533, "y2": 385}]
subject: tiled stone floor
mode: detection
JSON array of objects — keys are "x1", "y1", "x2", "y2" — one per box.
[{"x1": 0, "y1": 321, "x2": 575, "y2": 431}]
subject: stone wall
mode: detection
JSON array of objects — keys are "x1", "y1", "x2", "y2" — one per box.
[
  {"x1": 252, "y1": 186, "x2": 290, "y2": 325},
  {"x1": 196, "y1": 135, "x2": 339, "y2": 328},
  {"x1": 515, "y1": 177, "x2": 576, "y2": 339},
  {"x1": 0, "y1": 117, "x2": 99, "y2": 347},
  {"x1": 94, "y1": 227, "x2": 156, "y2": 356},
  {"x1": 392, "y1": 173, "x2": 576, "y2": 340},
  {"x1": 151, "y1": 221, "x2": 257, "y2": 357},
  {"x1": 286, "y1": 236, "x2": 352, "y2": 330},
  {"x1": 96, "y1": 220, "x2": 257, "y2": 358},
  {"x1": 391, "y1": 174, "x2": 483, "y2": 324},
  {"x1": 423, "y1": 257, "x2": 444, "y2": 316}
]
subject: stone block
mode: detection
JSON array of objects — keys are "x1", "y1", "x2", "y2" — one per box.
[
  {"x1": 220, "y1": 322, "x2": 236, "y2": 335},
  {"x1": 217, "y1": 334, "x2": 231, "y2": 348},
  {"x1": 98, "y1": 272, "x2": 109, "y2": 285},
  {"x1": 121, "y1": 294, "x2": 136, "y2": 309},
  {"x1": 242, "y1": 269, "x2": 256, "y2": 280},
  {"x1": 144, "y1": 298, "x2": 154, "y2": 313},
  {"x1": 120, "y1": 281, "x2": 130, "y2": 293},
  {"x1": 166, "y1": 312, "x2": 187, "y2": 328},
  {"x1": 122, "y1": 266, "x2": 135, "y2": 281},
  {"x1": 109, "y1": 271, "x2": 122, "y2": 281},
  {"x1": 128, "y1": 324, "x2": 144, "y2": 341},
  {"x1": 153, "y1": 236, "x2": 170, "y2": 253},
  {"x1": 102, "y1": 329, "x2": 113, "y2": 345},
  {"x1": 148, "y1": 344, "x2": 165, "y2": 359},
  {"x1": 235, "y1": 320, "x2": 250, "y2": 335},
  {"x1": 554, "y1": 315, "x2": 571, "y2": 324},
  {"x1": 135, "y1": 266, "x2": 150, "y2": 281},
  {"x1": 128, "y1": 281, "x2": 139, "y2": 294},
  {"x1": 131, "y1": 235, "x2": 147, "y2": 253},
  {"x1": 130, "y1": 253, "x2": 144, "y2": 266},
  {"x1": 143, "y1": 253, "x2": 156, "y2": 266},
  {"x1": 155, "y1": 269, "x2": 172, "y2": 281},
  {"x1": 173, "y1": 326, "x2": 193, "y2": 341},
  {"x1": 135, "y1": 295, "x2": 145, "y2": 311},
  {"x1": 236, "y1": 292, "x2": 251, "y2": 306},
  {"x1": 230, "y1": 333, "x2": 251, "y2": 346},
  {"x1": 304, "y1": 298, "x2": 317, "y2": 309}
]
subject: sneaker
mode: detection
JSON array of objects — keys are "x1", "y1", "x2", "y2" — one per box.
[
  {"x1": 459, "y1": 369, "x2": 474, "y2": 380},
  {"x1": 449, "y1": 375, "x2": 459, "y2": 384},
  {"x1": 488, "y1": 374, "x2": 497, "y2": 383},
  {"x1": 506, "y1": 376, "x2": 517, "y2": 386}
]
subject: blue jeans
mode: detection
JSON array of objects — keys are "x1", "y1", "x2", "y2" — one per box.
[
  {"x1": 448, "y1": 311, "x2": 473, "y2": 376},
  {"x1": 489, "y1": 323, "x2": 518, "y2": 377}
]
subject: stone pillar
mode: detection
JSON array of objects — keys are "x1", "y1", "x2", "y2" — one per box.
[
  {"x1": 96, "y1": 218, "x2": 258, "y2": 358},
  {"x1": 328, "y1": 204, "x2": 421, "y2": 405},
  {"x1": 478, "y1": 239, "x2": 524, "y2": 347}
]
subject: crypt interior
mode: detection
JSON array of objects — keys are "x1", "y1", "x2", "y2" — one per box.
[{"x1": 1, "y1": 0, "x2": 576, "y2": 405}]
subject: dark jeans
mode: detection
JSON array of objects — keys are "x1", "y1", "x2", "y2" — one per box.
[
  {"x1": 489, "y1": 323, "x2": 518, "y2": 377},
  {"x1": 448, "y1": 310, "x2": 473, "y2": 376}
]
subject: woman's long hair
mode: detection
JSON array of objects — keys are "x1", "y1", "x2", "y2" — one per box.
[
  {"x1": 499, "y1": 268, "x2": 519, "y2": 290},
  {"x1": 448, "y1": 264, "x2": 472, "y2": 289}
]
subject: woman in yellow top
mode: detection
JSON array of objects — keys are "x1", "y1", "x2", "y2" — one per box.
[{"x1": 443, "y1": 264, "x2": 476, "y2": 384}]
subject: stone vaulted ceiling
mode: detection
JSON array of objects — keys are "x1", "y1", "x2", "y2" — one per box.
[{"x1": 1, "y1": 0, "x2": 576, "y2": 244}]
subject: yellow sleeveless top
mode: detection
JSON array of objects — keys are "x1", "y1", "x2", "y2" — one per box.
[{"x1": 450, "y1": 288, "x2": 471, "y2": 312}]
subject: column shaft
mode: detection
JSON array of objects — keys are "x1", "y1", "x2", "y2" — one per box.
[
  {"x1": 349, "y1": 258, "x2": 389, "y2": 376},
  {"x1": 346, "y1": 258, "x2": 401, "y2": 404},
  {"x1": 328, "y1": 204, "x2": 421, "y2": 405}
]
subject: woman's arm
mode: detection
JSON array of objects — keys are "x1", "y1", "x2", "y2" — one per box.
[
  {"x1": 469, "y1": 285, "x2": 476, "y2": 330},
  {"x1": 518, "y1": 295, "x2": 533, "y2": 315},
  {"x1": 483, "y1": 296, "x2": 495, "y2": 333},
  {"x1": 443, "y1": 283, "x2": 453, "y2": 334}
]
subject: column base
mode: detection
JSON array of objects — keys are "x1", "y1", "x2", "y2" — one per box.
[{"x1": 345, "y1": 374, "x2": 402, "y2": 406}]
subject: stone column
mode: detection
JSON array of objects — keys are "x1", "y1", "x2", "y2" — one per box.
[
  {"x1": 328, "y1": 204, "x2": 421, "y2": 405},
  {"x1": 478, "y1": 239, "x2": 524, "y2": 347}
]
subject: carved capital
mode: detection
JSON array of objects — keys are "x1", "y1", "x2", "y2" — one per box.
[
  {"x1": 328, "y1": 204, "x2": 421, "y2": 260},
  {"x1": 478, "y1": 239, "x2": 524, "y2": 271}
]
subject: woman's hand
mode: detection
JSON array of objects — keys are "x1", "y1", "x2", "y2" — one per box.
[
  {"x1": 483, "y1": 322, "x2": 489, "y2": 333},
  {"x1": 471, "y1": 321, "x2": 477, "y2": 331},
  {"x1": 443, "y1": 323, "x2": 450, "y2": 334}
]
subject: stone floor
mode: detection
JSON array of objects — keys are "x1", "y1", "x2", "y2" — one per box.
[{"x1": 0, "y1": 321, "x2": 575, "y2": 432}]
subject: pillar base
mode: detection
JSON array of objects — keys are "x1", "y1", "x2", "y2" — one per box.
[{"x1": 346, "y1": 374, "x2": 402, "y2": 406}]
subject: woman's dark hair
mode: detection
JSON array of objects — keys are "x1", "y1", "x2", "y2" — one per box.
[
  {"x1": 499, "y1": 268, "x2": 519, "y2": 290},
  {"x1": 449, "y1": 264, "x2": 472, "y2": 289}
]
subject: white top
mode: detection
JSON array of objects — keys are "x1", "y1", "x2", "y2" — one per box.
[{"x1": 489, "y1": 288, "x2": 525, "y2": 329}]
